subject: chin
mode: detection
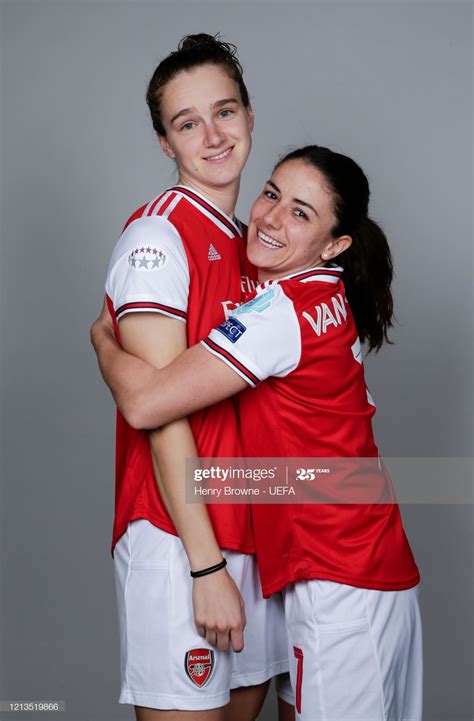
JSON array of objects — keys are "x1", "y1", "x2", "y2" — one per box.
[
  {"x1": 208, "y1": 152, "x2": 247, "y2": 180},
  {"x1": 207, "y1": 169, "x2": 241, "y2": 189},
  {"x1": 246, "y1": 245, "x2": 269, "y2": 270}
]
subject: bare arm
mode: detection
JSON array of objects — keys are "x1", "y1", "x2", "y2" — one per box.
[
  {"x1": 91, "y1": 300, "x2": 248, "y2": 430},
  {"x1": 101, "y1": 308, "x2": 246, "y2": 651}
]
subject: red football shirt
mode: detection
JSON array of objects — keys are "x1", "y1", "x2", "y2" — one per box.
[
  {"x1": 106, "y1": 185, "x2": 257, "y2": 553},
  {"x1": 203, "y1": 265, "x2": 420, "y2": 596}
]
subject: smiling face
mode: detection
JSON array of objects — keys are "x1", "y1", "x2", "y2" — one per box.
[
  {"x1": 158, "y1": 64, "x2": 254, "y2": 202},
  {"x1": 247, "y1": 159, "x2": 352, "y2": 282}
]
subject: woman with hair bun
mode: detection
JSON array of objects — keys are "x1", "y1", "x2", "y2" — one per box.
[
  {"x1": 99, "y1": 33, "x2": 291, "y2": 721},
  {"x1": 93, "y1": 145, "x2": 423, "y2": 721}
]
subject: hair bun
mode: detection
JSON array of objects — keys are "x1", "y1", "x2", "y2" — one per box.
[
  {"x1": 179, "y1": 33, "x2": 218, "y2": 51},
  {"x1": 146, "y1": 32, "x2": 248, "y2": 136}
]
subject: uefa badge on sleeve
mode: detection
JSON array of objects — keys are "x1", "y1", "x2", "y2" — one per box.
[
  {"x1": 128, "y1": 246, "x2": 166, "y2": 271},
  {"x1": 184, "y1": 648, "x2": 215, "y2": 688}
]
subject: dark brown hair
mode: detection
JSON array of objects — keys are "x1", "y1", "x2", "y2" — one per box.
[
  {"x1": 146, "y1": 33, "x2": 250, "y2": 136},
  {"x1": 276, "y1": 145, "x2": 394, "y2": 352}
]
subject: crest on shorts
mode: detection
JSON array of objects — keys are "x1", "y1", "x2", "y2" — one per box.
[{"x1": 184, "y1": 648, "x2": 215, "y2": 688}]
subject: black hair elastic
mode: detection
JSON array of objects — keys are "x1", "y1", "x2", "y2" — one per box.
[{"x1": 190, "y1": 558, "x2": 227, "y2": 578}]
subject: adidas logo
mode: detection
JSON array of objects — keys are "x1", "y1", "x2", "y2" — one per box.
[{"x1": 208, "y1": 244, "x2": 222, "y2": 261}]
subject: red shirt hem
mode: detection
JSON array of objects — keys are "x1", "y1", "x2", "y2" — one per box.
[
  {"x1": 112, "y1": 511, "x2": 255, "y2": 556},
  {"x1": 261, "y1": 566, "x2": 421, "y2": 598}
]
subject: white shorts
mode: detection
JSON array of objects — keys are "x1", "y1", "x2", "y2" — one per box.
[
  {"x1": 283, "y1": 580, "x2": 422, "y2": 721},
  {"x1": 113, "y1": 520, "x2": 289, "y2": 711}
]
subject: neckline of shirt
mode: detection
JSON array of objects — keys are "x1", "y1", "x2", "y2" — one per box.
[
  {"x1": 169, "y1": 184, "x2": 243, "y2": 238},
  {"x1": 257, "y1": 264, "x2": 344, "y2": 289}
]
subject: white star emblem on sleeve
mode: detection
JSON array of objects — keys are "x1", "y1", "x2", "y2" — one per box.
[{"x1": 128, "y1": 247, "x2": 167, "y2": 271}]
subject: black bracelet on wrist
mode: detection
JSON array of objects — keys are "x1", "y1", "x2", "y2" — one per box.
[{"x1": 190, "y1": 558, "x2": 227, "y2": 578}]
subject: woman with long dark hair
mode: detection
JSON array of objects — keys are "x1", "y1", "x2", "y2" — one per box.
[{"x1": 93, "y1": 144, "x2": 423, "y2": 721}]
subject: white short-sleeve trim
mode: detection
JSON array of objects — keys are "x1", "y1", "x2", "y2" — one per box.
[
  {"x1": 201, "y1": 283, "x2": 301, "y2": 387},
  {"x1": 105, "y1": 216, "x2": 189, "y2": 323}
]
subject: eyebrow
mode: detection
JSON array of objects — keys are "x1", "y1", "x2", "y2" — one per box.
[
  {"x1": 170, "y1": 107, "x2": 194, "y2": 125},
  {"x1": 267, "y1": 181, "x2": 319, "y2": 217},
  {"x1": 214, "y1": 97, "x2": 239, "y2": 108},
  {"x1": 170, "y1": 98, "x2": 239, "y2": 126}
]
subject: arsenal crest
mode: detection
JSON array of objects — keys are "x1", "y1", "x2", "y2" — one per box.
[{"x1": 184, "y1": 648, "x2": 215, "y2": 688}]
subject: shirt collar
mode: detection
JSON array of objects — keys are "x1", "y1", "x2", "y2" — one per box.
[
  {"x1": 168, "y1": 185, "x2": 242, "y2": 238},
  {"x1": 257, "y1": 264, "x2": 344, "y2": 290}
]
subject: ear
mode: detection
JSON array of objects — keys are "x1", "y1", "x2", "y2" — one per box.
[
  {"x1": 158, "y1": 133, "x2": 175, "y2": 159},
  {"x1": 322, "y1": 235, "x2": 352, "y2": 261}
]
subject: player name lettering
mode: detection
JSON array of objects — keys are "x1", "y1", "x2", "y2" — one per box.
[{"x1": 302, "y1": 292, "x2": 348, "y2": 336}]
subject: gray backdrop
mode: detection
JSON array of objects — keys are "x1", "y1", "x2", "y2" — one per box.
[{"x1": 0, "y1": 1, "x2": 472, "y2": 719}]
